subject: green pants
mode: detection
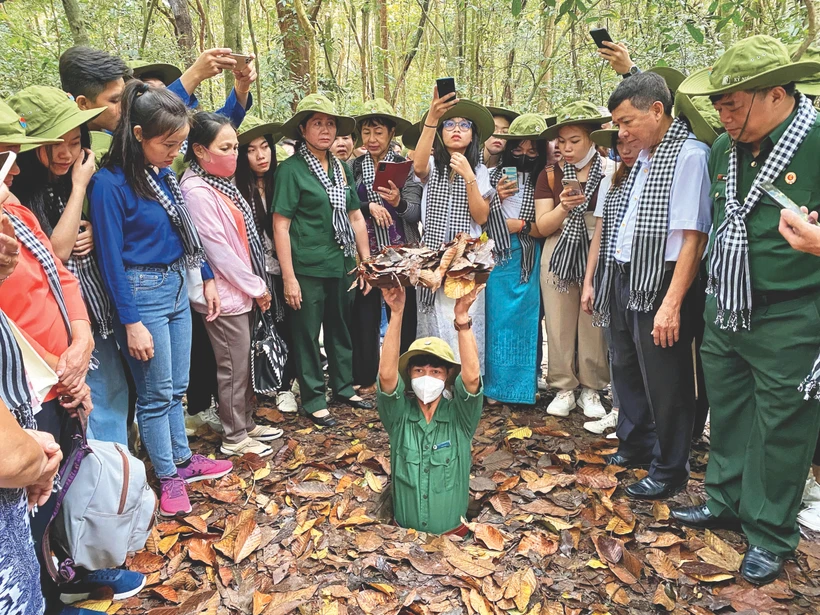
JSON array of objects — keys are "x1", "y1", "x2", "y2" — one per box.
[
  {"x1": 289, "y1": 274, "x2": 356, "y2": 414},
  {"x1": 702, "y1": 293, "x2": 820, "y2": 556}
]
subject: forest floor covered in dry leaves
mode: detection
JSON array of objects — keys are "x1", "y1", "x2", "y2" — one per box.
[{"x1": 73, "y1": 392, "x2": 820, "y2": 615}]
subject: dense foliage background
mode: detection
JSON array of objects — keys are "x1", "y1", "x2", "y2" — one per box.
[{"x1": 0, "y1": 0, "x2": 815, "y2": 122}]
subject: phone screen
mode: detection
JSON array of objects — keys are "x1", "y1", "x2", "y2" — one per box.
[
  {"x1": 590, "y1": 27, "x2": 613, "y2": 49},
  {"x1": 0, "y1": 151, "x2": 16, "y2": 187},
  {"x1": 436, "y1": 77, "x2": 456, "y2": 99},
  {"x1": 759, "y1": 181, "x2": 816, "y2": 223},
  {"x1": 502, "y1": 167, "x2": 519, "y2": 193}
]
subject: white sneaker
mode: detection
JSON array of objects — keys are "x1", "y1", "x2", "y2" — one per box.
[
  {"x1": 220, "y1": 437, "x2": 273, "y2": 457},
  {"x1": 577, "y1": 388, "x2": 606, "y2": 419},
  {"x1": 584, "y1": 408, "x2": 618, "y2": 435},
  {"x1": 547, "y1": 390, "x2": 575, "y2": 417},
  {"x1": 247, "y1": 424, "x2": 284, "y2": 442},
  {"x1": 606, "y1": 431, "x2": 618, "y2": 440},
  {"x1": 803, "y1": 473, "x2": 820, "y2": 505},
  {"x1": 276, "y1": 390, "x2": 298, "y2": 413},
  {"x1": 798, "y1": 502, "x2": 820, "y2": 531},
  {"x1": 537, "y1": 376, "x2": 548, "y2": 392},
  {"x1": 200, "y1": 406, "x2": 224, "y2": 434}
]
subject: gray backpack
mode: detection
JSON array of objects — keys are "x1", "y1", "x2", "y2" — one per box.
[{"x1": 43, "y1": 416, "x2": 156, "y2": 581}]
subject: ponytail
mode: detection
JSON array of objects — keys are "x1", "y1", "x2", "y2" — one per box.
[{"x1": 104, "y1": 79, "x2": 190, "y2": 200}]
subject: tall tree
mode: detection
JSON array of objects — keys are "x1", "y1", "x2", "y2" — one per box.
[
  {"x1": 167, "y1": 0, "x2": 197, "y2": 64},
  {"x1": 61, "y1": 0, "x2": 89, "y2": 46},
  {"x1": 377, "y1": 0, "x2": 390, "y2": 100},
  {"x1": 223, "y1": 0, "x2": 243, "y2": 94}
]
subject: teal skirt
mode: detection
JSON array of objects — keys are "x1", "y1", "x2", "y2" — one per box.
[{"x1": 484, "y1": 233, "x2": 541, "y2": 404}]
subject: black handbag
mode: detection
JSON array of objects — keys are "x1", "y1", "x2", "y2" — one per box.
[{"x1": 251, "y1": 307, "x2": 288, "y2": 395}]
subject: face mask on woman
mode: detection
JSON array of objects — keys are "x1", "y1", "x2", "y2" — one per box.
[
  {"x1": 411, "y1": 375, "x2": 446, "y2": 404},
  {"x1": 199, "y1": 148, "x2": 238, "y2": 178},
  {"x1": 511, "y1": 153, "x2": 539, "y2": 174}
]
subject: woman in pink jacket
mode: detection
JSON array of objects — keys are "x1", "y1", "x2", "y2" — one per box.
[{"x1": 181, "y1": 112, "x2": 283, "y2": 457}]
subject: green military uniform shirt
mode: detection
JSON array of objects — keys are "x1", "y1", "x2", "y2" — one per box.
[
  {"x1": 377, "y1": 376, "x2": 483, "y2": 534},
  {"x1": 708, "y1": 105, "x2": 820, "y2": 293},
  {"x1": 90, "y1": 130, "x2": 112, "y2": 163},
  {"x1": 272, "y1": 155, "x2": 359, "y2": 278}
]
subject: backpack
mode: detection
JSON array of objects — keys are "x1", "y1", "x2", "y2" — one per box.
[{"x1": 42, "y1": 411, "x2": 156, "y2": 582}]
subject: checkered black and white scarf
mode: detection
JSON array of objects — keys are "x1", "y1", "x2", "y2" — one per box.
[
  {"x1": 39, "y1": 188, "x2": 114, "y2": 338},
  {"x1": 360, "y1": 150, "x2": 397, "y2": 250},
  {"x1": 486, "y1": 165, "x2": 538, "y2": 282},
  {"x1": 548, "y1": 153, "x2": 604, "y2": 291},
  {"x1": 298, "y1": 141, "x2": 356, "y2": 257},
  {"x1": 419, "y1": 161, "x2": 474, "y2": 310},
  {"x1": 709, "y1": 93, "x2": 817, "y2": 331},
  {"x1": 0, "y1": 309, "x2": 33, "y2": 424},
  {"x1": 144, "y1": 169, "x2": 206, "y2": 269},
  {"x1": 591, "y1": 117, "x2": 690, "y2": 324}
]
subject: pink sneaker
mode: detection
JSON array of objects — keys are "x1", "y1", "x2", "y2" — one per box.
[
  {"x1": 159, "y1": 477, "x2": 192, "y2": 516},
  {"x1": 177, "y1": 454, "x2": 233, "y2": 483}
]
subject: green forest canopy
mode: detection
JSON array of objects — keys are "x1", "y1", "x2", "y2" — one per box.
[{"x1": 0, "y1": 0, "x2": 816, "y2": 124}]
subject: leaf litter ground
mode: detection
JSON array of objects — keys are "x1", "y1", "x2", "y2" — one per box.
[{"x1": 78, "y1": 393, "x2": 820, "y2": 615}]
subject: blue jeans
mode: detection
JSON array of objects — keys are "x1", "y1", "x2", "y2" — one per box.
[
  {"x1": 114, "y1": 266, "x2": 192, "y2": 478},
  {"x1": 86, "y1": 332, "x2": 130, "y2": 445}
]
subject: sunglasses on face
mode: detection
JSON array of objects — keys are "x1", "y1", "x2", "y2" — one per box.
[{"x1": 442, "y1": 119, "x2": 473, "y2": 132}]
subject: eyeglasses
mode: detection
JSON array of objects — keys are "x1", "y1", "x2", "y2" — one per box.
[{"x1": 442, "y1": 119, "x2": 473, "y2": 132}]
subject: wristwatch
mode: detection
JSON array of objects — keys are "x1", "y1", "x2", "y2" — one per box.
[
  {"x1": 521, "y1": 221, "x2": 532, "y2": 236},
  {"x1": 622, "y1": 65, "x2": 640, "y2": 78},
  {"x1": 454, "y1": 316, "x2": 473, "y2": 331}
]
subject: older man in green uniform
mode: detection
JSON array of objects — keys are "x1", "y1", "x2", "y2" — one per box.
[
  {"x1": 377, "y1": 284, "x2": 484, "y2": 535},
  {"x1": 670, "y1": 35, "x2": 820, "y2": 585}
]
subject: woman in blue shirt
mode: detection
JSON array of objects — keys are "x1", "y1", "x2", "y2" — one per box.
[{"x1": 88, "y1": 80, "x2": 233, "y2": 517}]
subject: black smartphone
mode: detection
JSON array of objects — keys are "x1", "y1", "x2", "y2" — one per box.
[
  {"x1": 436, "y1": 77, "x2": 456, "y2": 99},
  {"x1": 590, "y1": 27, "x2": 613, "y2": 49},
  {"x1": 759, "y1": 181, "x2": 818, "y2": 224}
]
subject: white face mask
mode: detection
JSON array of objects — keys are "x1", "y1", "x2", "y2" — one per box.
[
  {"x1": 573, "y1": 144, "x2": 598, "y2": 170},
  {"x1": 411, "y1": 376, "x2": 446, "y2": 404}
]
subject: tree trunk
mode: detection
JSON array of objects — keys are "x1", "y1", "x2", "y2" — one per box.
[
  {"x1": 222, "y1": 0, "x2": 242, "y2": 95},
  {"x1": 377, "y1": 0, "x2": 390, "y2": 100},
  {"x1": 275, "y1": 0, "x2": 312, "y2": 97},
  {"x1": 61, "y1": 0, "x2": 89, "y2": 46},
  {"x1": 244, "y1": 0, "x2": 263, "y2": 108},
  {"x1": 293, "y1": 0, "x2": 318, "y2": 93},
  {"x1": 167, "y1": 0, "x2": 197, "y2": 63},
  {"x1": 392, "y1": 0, "x2": 431, "y2": 106}
]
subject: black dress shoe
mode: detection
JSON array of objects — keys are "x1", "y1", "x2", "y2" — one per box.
[
  {"x1": 334, "y1": 396, "x2": 374, "y2": 410},
  {"x1": 741, "y1": 546, "x2": 785, "y2": 586},
  {"x1": 625, "y1": 475, "x2": 688, "y2": 500},
  {"x1": 603, "y1": 451, "x2": 653, "y2": 469},
  {"x1": 306, "y1": 412, "x2": 338, "y2": 427},
  {"x1": 669, "y1": 504, "x2": 741, "y2": 531}
]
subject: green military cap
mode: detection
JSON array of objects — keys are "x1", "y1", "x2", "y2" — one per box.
[
  {"x1": 8, "y1": 86, "x2": 104, "y2": 152},
  {"x1": 353, "y1": 98, "x2": 412, "y2": 136},
  {"x1": 128, "y1": 60, "x2": 182, "y2": 86},
  {"x1": 540, "y1": 100, "x2": 611, "y2": 140},
  {"x1": 648, "y1": 66, "x2": 686, "y2": 95},
  {"x1": 398, "y1": 336, "x2": 460, "y2": 387},
  {"x1": 544, "y1": 114, "x2": 558, "y2": 127},
  {"x1": 0, "y1": 99, "x2": 62, "y2": 148},
  {"x1": 590, "y1": 127, "x2": 619, "y2": 149},
  {"x1": 486, "y1": 106, "x2": 520, "y2": 122},
  {"x1": 404, "y1": 100, "x2": 494, "y2": 149},
  {"x1": 492, "y1": 113, "x2": 548, "y2": 139},
  {"x1": 280, "y1": 93, "x2": 356, "y2": 140},
  {"x1": 679, "y1": 35, "x2": 820, "y2": 96},
  {"x1": 790, "y1": 45, "x2": 820, "y2": 97},
  {"x1": 237, "y1": 115, "x2": 283, "y2": 146},
  {"x1": 400, "y1": 119, "x2": 422, "y2": 150},
  {"x1": 674, "y1": 91, "x2": 724, "y2": 146}
]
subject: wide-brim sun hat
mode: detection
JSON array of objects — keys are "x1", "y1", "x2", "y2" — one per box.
[
  {"x1": 648, "y1": 66, "x2": 687, "y2": 95},
  {"x1": 280, "y1": 93, "x2": 356, "y2": 140},
  {"x1": 540, "y1": 100, "x2": 611, "y2": 141},
  {"x1": 678, "y1": 35, "x2": 820, "y2": 96},
  {"x1": 544, "y1": 115, "x2": 558, "y2": 127},
  {"x1": 492, "y1": 113, "x2": 549, "y2": 139},
  {"x1": 0, "y1": 99, "x2": 61, "y2": 149},
  {"x1": 486, "y1": 106, "x2": 520, "y2": 122},
  {"x1": 237, "y1": 115, "x2": 283, "y2": 146},
  {"x1": 791, "y1": 44, "x2": 820, "y2": 97},
  {"x1": 8, "y1": 86, "x2": 104, "y2": 152},
  {"x1": 400, "y1": 119, "x2": 423, "y2": 149},
  {"x1": 354, "y1": 98, "x2": 413, "y2": 136},
  {"x1": 397, "y1": 337, "x2": 461, "y2": 387},
  {"x1": 590, "y1": 127, "x2": 619, "y2": 149},
  {"x1": 128, "y1": 60, "x2": 183, "y2": 86},
  {"x1": 674, "y1": 91, "x2": 723, "y2": 146}
]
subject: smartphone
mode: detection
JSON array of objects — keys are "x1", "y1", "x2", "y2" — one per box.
[
  {"x1": 228, "y1": 53, "x2": 252, "y2": 65},
  {"x1": 502, "y1": 167, "x2": 519, "y2": 193},
  {"x1": 590, "y1": 27, "x2": 613, "y2": 49},
  {"x1": 436, "y1": 77, "x2": 456, "y2": 99},
  {"x1": 0, "y1": 151, "x2": 16, "y2": 187},
  {"x1": 562, "y1": 178, "x2": 583, "y2": 196},
  {"x1": 759, "y1": 181, "x2": 817, "y2": 224}
]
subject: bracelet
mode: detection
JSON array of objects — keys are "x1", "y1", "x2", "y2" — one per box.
[
  {"x1": 423, "y1": 123, "x2": 438, "y2": 129},
  {"x1": 465, "y1": 178, "x2": 477, "y2": 186}
]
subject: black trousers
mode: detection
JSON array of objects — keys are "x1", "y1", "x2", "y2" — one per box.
[
  {"x1": 610, "y1": 268, "x2": 698, "y2": 482},
  {"x1": 187, "y1": 310, "x2": 218, "y2": 414},
  {"x1": 351, "y1": 286, "x2": 417, "y2": 388},
  {"x1": 272, "y1": 275, "x2": 297, "y2": 387},
  {"x1": 692, "y1": 260, "x2": 710, "y2": 440}
]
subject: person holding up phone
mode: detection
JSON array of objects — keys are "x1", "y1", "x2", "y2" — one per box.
[
  {"x1": 483, "y1": 114, "x2": 551, "y2": 406},
  {"x1": 595, "y1": 34, "x2": 640, "y2": 78},
  {"x1": 349, "y1": 98, "x2": 417, "y2": 393},
  {"x1": 411, "y1": 84, "x2": 495, "y2": 372},
  {"x1": 535, "y1": 101, "x2": 615, "y2": 420}
]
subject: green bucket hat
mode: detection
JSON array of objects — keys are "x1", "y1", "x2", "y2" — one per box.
[
  {"x1": 237, "y1": 115, "x2": 283, "y2": 146},
  {"x1": 492, "y1": 113, "x2": 548, "y2": 139},
  {"x1": 648, "y1": 66, "x2": 686, "y2": 96},
  {"x1": 128, "y1": 60, "x2": 182, "y2": 86},
  {"x1": 674, "y1": 92, "x2": 723, "y2": 146},
  {"x1": 0, "y1": 99, "x2": 62, "y2": 149},
  {"x1": 540, "y1": 101, "x2": 611, "y2": 140},
  {"x1": 280, "y1": 93, "x2": 356, "y2": 140},
  {"x1": 544, "y1": 114, "x2": 558, "y2": 127},
  {"x1": 353, "y1": 98, "x2": 412, "y2": 136},
  {"x1": 401, "y1": 100, "x2": 495, "y2": 151},
  {"x1": 590, "y1": 127, "x2": 619, "y2": 149},
  {"x1": 791, "y1": 45, "x2": 820, "y2": 97},
  {"x1": 678, "y1": 35, "x2": 820, "y2": 96},
  {"x1": 486, "y1": 106, "x2": 520, "y2": 122},
  {"x1": 8, "y1": 86, "x2": 104, "y2": 152},
  {"x1": 397, "y1": 337, "x2": 460, "y2": 387}
]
